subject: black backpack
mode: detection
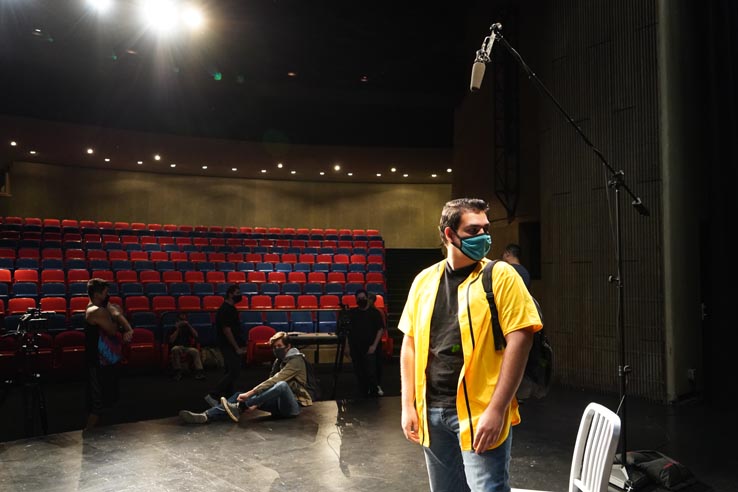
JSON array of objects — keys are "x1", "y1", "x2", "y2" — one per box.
[
  {"x1": 299, "y1": 354, "x2": 322, "y2": 401},
  {"x1": 482, "y1": 260, "x2": 553, "y2": 400}
]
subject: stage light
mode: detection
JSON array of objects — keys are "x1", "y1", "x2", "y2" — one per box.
[
  {"x1": 137, "y1": 161, "x2": 143, "y2": 165},
  {"x1": 277, "y1": 162, "x2": 283, "y2": 168},
  {"x1": 87, "y1": 0, "x2": 113, "y2": 13},
  {"x1": 261, "y1": 169, "x2": 267, "y2": 173},
  {"x1": 29, "y1": 150, "x2": 36, "y2": 155},
  {"x1": 154, "y1": 154, "x2": 161, "y2": 160},
  {"x1": 376, "y1": 173, "x2": 382, "y2": 177},
  {"x1": 87, "y1": 148, "x2": 94, "y2": 154},
  {"x1": 403, "y1": 174, "x2": 409, "y2": 178},
  {"x1": 333, "y1": 164, "x2": 341, "y2": 171},
  {"x1": 290, "y1": 170, "x2": 296, "y2": 175},
  {"x1": 10, "y1": 141, "x2": 17, "y2": 146},
  {"x1": 182, "y1": 6, "x2": 204, "y2": 30},
  {"x1": 170, "y1": 163, "x2": 176, "y2": 168},
  {"x1": 347, "y1": 172, "x2": 353, "y2": 176},
  {"x1": 447, "y1": 168, "x2": 452, "y2": 173},
  {"x1": 201, "y1": 165, "x2": 207, "y2": 169},
  {"x1": 319, "y1": 171, "x2": 325, "y2": 176},
  {"x1": 390, "y1": 167, "x2": 396, "y2": 172},
  {"x1": 231, "y1": 167, "x2": 237, "y2": 172},
  {"x1": 431, "y1": 174, "x2": 437, "y2": 178},
  {"x1": 141, "y1": 0, "x2": 177, "y2": 35},
  {"x1": 104, "y1": 158, "x2": 110, "y2": 162}
]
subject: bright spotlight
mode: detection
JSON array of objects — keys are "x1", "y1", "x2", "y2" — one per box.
[
  {"x1": 182, "y1": 6, "x2": 204, "y2": 30},
  {"x1": 141, "y1": 0, "x2": 178, "y2": 34},
  {"x1": 88, "y1": 0, "x2": 113, "y2": 13}
]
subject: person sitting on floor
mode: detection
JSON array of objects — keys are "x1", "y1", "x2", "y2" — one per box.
[
  {"x1": 179, "y1": 331, "x2": 313, "y2": 424},
  {"x1": 168, "y1": 312, "x2": 205, "y2": 381}
]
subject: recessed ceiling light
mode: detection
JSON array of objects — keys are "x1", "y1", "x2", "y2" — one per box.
[
  {"x1": 137, "y1": 161, "x2": 143, "y2": 165},
  {"x1": 277, "y1": 162, "x2": 283, "y2": 168},
  {"x1": 334, "y1": 164, "x2": 341, "y2": 171},
  {"x1": 126, "y1": 49, "x2": 138, "y2": 55},
  {"x1": 86, "y1": 148, "x2": 94, "y2": 154},
  {"x1": 34, "y1": 28, "x2": 42, "y2": 33},
  {"x1": 261, "y1": 169, "x2": 267, "y2": 173},
  {"x1": 104, "y1": 158, "x2": 110, "y2": 162},
  {"x1": 29, "y1": 150, "x2": 37, "y2": 155},
  {"x1": 319, "y1": 171, "x2": 325, "y2": 176},
  {"x1": 287, "y1": 71, "x2": 297, "y2": 77},
  {"x1": 154, "y1": 154, "x2": 161, "y2": 161},
  {"x1": 231, "y1": 168, "x2": 237, "y2": 172},
  {"x1": 347, "y1": 172, "x2": 353, "y2": 176},
  {"x1": 376, "y1": 173, "x2": 382, "y2": 177},
  {"x1": 403, "y1": 174, "x2": 409, "y2": 178},
  {"x1": 390, "y1": 167, "x2": 396, "y2": 172},
  {"x1": 447, "y1": 168, "x2": 452, "y2": 173},
  {"x1": 170, "y1": 163, "x2": 176, "y2": 168},
  {"x1": 202, "y1": 165, "x2": 208, "y2": 169},
  {"x1": 431, "y1": 174, "x2": 437, "y2": 178},
  {"x1": 10, "y1": 141, "x2": 17, "y2": 146},
  {"x1": 290, "y1": 170, "x2": 296, "y2": 175},
  {"x1": 360, "y1": 75, "x2": 369, "y2": 82}
]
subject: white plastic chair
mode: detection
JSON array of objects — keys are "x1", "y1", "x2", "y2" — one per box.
[{"x1": 513, "y1": 402, "x2": 621, "y2": 492}]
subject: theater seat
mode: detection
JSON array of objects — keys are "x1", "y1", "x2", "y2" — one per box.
[
  {"x1": 246, "y1": 325, "x2": 276, "y2": 366},
  {"x1": 123, "y1": 328, "x2": 158, "y2": 370},
  {"x1": 53, "y1": 330, "x2": 86, "y2": 376}
]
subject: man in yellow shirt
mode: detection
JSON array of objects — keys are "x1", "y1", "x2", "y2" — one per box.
[{"x1": 399, "y1": 198, "x2": 543, "y2": 492}]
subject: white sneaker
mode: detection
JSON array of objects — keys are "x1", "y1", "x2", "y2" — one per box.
[{"x1": 376, "y1": 386, "x2": 384, "y2": 396}]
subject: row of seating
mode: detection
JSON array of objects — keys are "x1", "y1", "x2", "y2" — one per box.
[{"x1": 1, "y1": 290, "x2": 382, "y2": 316}]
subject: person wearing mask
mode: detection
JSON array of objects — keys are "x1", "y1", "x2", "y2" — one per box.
[
  {"x1": 204, "y1": 284, "x2": 245, "y2": 406},
  {"x1": 399, "y1": 198, "x2": 543, "y2": 492},
  {"x1": 179, "y1": 331, "x2": 312, "y2": 424},
  {"x1": 346, "y1": 288, "x2": 385, "y2": 397},
  {"x1": 84, "y1": 278, "x2": 134, "y2": 430}
]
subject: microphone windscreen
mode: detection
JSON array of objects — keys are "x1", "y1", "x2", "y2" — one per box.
[{"x1": 470, "y1": 61, "x2": 486, "y2": 92}]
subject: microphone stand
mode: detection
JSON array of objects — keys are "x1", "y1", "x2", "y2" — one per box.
[{"x1": 480, "y1": 23, "x2": 650, "y2": 491}]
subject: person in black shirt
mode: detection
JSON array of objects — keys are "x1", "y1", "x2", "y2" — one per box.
[
  {"x1": 346, "y1": 289, "x2": 384, "y2": 397},
  {"x1": 205, "y1": 284, "x2": 245, "y2": 406},
  {"x1": 168, "y1": 312, "x2": 205, "y2": 381},
  {"x1": 502, "y1": 243, "x2": 531, "y2": 291}
]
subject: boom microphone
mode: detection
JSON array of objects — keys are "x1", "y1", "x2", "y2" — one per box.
[{"x1": 469, "y1": 22, "x2": 502, "y2": 92}]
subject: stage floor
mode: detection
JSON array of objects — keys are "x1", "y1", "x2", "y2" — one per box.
[{"x1": 0, "y1": 361, "x2": 734, "y2": 491}]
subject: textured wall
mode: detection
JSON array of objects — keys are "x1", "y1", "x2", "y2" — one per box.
[{"x1": 1, "y1": 161, "x2": 450, "y2": 249}]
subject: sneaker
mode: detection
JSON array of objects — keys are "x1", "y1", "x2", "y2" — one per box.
[
  {"x1": 376, "y1": 385, "x2": 384, "y2": 396},
  {"x1": 179, "y1": 410, "x2": 208, "y2": 424},
  {"x1": 204, "y1": 394, "x2": 219, "y2": 407},
  {"x1": 221, "y1": 397, "x2": 241, "y2": 423}
]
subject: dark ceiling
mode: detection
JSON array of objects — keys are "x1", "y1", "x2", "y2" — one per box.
[{"x1": 0, "y1": 1, "x2": 475, "y2": 149}]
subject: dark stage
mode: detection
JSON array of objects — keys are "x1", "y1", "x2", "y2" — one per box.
[{"x1": 0, "y1": 360, "x2": 733, "y2": 491}]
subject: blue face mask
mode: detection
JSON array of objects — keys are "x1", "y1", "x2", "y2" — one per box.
[{"x1": 455, "y1": 232, "x2": 491, "y2": 261}]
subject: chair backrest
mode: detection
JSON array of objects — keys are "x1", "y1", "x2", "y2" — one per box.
[{"x1": 569, "y1": 402, "x2": 621, "y2": 492}]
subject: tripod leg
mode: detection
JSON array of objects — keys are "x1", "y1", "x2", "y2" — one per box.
[
  {"x1": 36, "y1": 382, "x2": 48, "y2": 435},
  {"x1": 331, "y1": 336, "x2": 345, "y2": 400}
]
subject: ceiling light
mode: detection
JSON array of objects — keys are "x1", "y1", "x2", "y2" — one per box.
[
  {"x1": 87, "y1": 0, "x2": 112, "y2": 13},
  {"x1": 319, "y1": 171, "x2": 325, "y2": 176},
  {"x1": 137, "y1": 161, "x2": 143, "y2": 165},
  {"x1": 447, "y1": 168, "x2": 452, "y2": 173},
  {"x1": 182, "y1": 6, "x2": 204, "y2": 30},
  {"x1": 10, "y1": 141, "x2": 17, "y2": 146},
  {"x1": 431, "y1": 174, "x2": 437, "y2": 178},
  {"x1": 104, "y1": 158, "x2": 110, "y2": 162},
  {"x1": 154, "y1": 154, "x2": 161, "y2": 160},
  {"x1": 290, "y1": 170, "x2": 296, "y2": 175},
  {"x1": 347, "y1": 172, "x2": 353, "y2": 176},
  {"x1": 29, "y1": 150, "x2": 37, "y2": 155},
  {"x1": 403, "y1": 174, "x2": 409, "y2": 177},
  {"x1": 287, "y1": 71, "x2": 297, "y2": 77},
  {"x1": 360, "y1": 75, "x2": 369, "y2": 82},
  {"x1": 261, "y1": 169, "x2": 267, "y2": 173},
  {"x1": 231, "y1": 168, "x2": 237, "y2": 172},
  {"x1": 390, "y1": 167, "x2": 396, "y2": 172},
  {"x1": 126, "y1": 49, "x2": 138, "y2": 55},
  {"x1": 141, "y1": 0, "x2": 178, "y2": 35},
  {"x1": 86, "y1": 148, "x2": 94, "y2": 154},
  {"x1": 202, "y1": 165, "x2": 208, "y2": 170},
  {"x1": 170, "y1": 163, "x2": 176, "y2": 168},
  {"x1": 333, "y1": 164, "x2": 341, "y2": 171},
  {"x1": 376, "y1": 173, "x2": 382, "y2": 177},
  {"x1": 277, "y1": 163, "x2": 283, "y2": 168}
]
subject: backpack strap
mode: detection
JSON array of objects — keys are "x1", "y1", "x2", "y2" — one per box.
[{"x1": 481, "y1": 260, "x2": 506, "y2": 351}]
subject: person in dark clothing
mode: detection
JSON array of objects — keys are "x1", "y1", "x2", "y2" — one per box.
[
  {"x1": 502, "y1": 243, "x2": 531, "y2": 291},
  {"x1": 346, "y1": 289, "x2": 384, "y2": 397},
  {"x1": 204, "y1": 284, "x2": 245, "y2": 406},
  {"x1": 168, "y1": 312, "x2": 205, "y2": 381},
  {"x1": 84, "y1": 278, "x2": 133, "y2": 430},
  {"x1": 367, "y1": 291, "x2": 386, "y2": 396}
]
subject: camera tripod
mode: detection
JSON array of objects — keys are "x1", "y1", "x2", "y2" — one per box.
[{"x1": 0, "y1": 331, "x2": 49, "y2": 437}]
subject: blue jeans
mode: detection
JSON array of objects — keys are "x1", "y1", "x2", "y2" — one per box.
[
  {"x1": 422, "y1": 406, "x2": 512, "y2": 492},
  {"x1": 205, "y1": 381, "x2": 301, "y2": 421}
]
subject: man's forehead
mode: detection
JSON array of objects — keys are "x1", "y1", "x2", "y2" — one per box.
[{"x1": 459, "y1": 210, "x2": 489, "y2": 226}]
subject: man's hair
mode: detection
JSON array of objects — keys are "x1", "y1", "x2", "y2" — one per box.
[
  {"x1": 226, "y1": 283, "x2": 239, "y2": 297},
  {"x1": 269, "y1": 331, "x2": 291, "y2": 347},
  {"x1": 87, "y1": 278, "x2": 109, "y2": 299},
  {"x1": 438, "y1": 198, "x2": 489, "y2": 244},
  {"x1": 355, "y1": 288, "x2": 368, "y2": 297},
  {"x1": 504, "y1": 243, "x2": 522, "y2": 259}
]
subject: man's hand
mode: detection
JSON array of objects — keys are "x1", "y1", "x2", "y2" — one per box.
[
  {"x1": 122, "y1": 329, "x2": 134, "y2": 343},
  {"x1": 401, "y1": 406, "x2": 420, "y2": 444},
  {"x1": 472, "y1": 406, "x2": 504, "y2": 454},
  {"x1": 367, "y1": 345, "x2": 376, "y2": 355},
  {"x1": 237, "y1": 390, "x2": 255, "y2": 402}
]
